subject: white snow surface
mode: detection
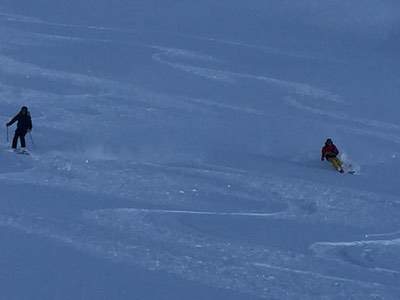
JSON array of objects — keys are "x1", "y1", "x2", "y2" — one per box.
[{"x1": 0, "y1": 1, "x2": 400, "y2": 299}]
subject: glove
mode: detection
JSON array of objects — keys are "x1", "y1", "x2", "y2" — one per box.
[
  {"x1": 6, "y1": 123, "x2": 10, "y2": 127},
  {"x1": 321, "y1": 157, "x2": 325, "y2": 161}
]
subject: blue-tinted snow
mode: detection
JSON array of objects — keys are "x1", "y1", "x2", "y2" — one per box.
[{"x1": 0, "y1": 1, "x2": 400, "y2": 299}]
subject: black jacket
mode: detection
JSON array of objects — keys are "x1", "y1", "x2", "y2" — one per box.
[{"x1": 7, "y1": 111, "x2": 33, "y2": 132}]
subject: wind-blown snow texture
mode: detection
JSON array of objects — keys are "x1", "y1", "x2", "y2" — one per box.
[{"x1": 0, "y1": 1, "x2": 400, "y2": 299}]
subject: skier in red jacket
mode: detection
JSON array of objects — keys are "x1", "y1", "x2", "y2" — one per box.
[{"x1": 321, "y1": 138, "x2": 344, "y2": 173}]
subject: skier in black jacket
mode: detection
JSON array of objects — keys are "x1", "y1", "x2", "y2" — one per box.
[{"x1": 6, "y1": 106, "x2": 33, "y2": 150}]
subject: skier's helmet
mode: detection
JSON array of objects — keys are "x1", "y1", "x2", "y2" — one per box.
[
  {"x1": 20, "y1": 106, "x2": 28, "y2": 114},
  {"x1": 326, "y1": 138, "x2": 333, "y2": 145}
]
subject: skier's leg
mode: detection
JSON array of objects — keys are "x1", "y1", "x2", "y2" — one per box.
[
  {"x1": 12, "y1": 131, "x2": 19, "y2": 149},
  {"x1": 20, "y1": 132, "x2": 26, "y2": 148},
  {"x1": 328, "y1": 158, "x2": 340, "y2": 171},
  {"x1": 334, "y1": 157, "x2": 343, "y2": 167},
  {"x1": 331, "y1": 158, "x2": 344, "y2": 172}
]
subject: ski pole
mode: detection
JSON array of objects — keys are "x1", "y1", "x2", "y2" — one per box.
[
  {"x1": 6, "y1": 126, "x2": 8, "y2": 143},
  {"x1": 29, "y1": 131, "x2": 35, "y2": 147}
]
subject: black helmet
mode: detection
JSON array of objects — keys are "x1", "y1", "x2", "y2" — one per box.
[
  {"x1": 20, "y1": 106, "x2": 29, "y2": 115},
  {"x1": 325, "y1": 138, "x2": 333, "y2": 145}
]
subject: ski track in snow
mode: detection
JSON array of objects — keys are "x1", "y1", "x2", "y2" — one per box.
[
  {"x1": 365, "y1": 230, "x2": 400, "y2": 239},
  {"x1": 151, "y1": 47, "x2": 344, "y2": 102},
  {"x1": 1, "y1": 11, "x2": 400, "y2": 299},
  {"x1": 286, "y1": 97, "x2": 400, "y2": 146},
  {"x1": 0, "y1": 208, "x2": 399, "y2": 300},
  {"x1": 114, "y1": 208, "x2": 284, "y2": 218},
  {"x1": 152, "y1": 46, "x2": 400, "y2": 150},
  {"x1": 0, "y1": 11, "x2": 339, "y2": 63},
  {"x1": 311, "y1": 238, "x2": 400, "y2": 277},
  {"x1": 3, "y1": 10, "x2": 400, "y2": 146}
]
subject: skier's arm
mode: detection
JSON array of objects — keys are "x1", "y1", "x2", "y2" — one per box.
[
  {"x1": 333, "y1": 146, "x2": 339, "y2": 155},
  {"x1": 321, "y1": 148, "x2": 325, "y2": 161},
  {"x1": 28, "y1": 115, "x2": 33, "y2": 131},
  {"x1": 6, "y1": 115, "x2": 18, "y2": 127}
]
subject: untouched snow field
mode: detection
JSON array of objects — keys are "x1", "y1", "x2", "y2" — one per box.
[{"x1": 1, "y1": 1, "x2": 400, "y2": 299}]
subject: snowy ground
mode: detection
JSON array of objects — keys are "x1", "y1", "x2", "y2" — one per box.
[{"x1": 0, "y1": 1, "x2": 400, "y2": 299}]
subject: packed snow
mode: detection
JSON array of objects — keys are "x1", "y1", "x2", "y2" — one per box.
[{"x1": 0, "y1": 1, "x2": 400, "y2": 299}]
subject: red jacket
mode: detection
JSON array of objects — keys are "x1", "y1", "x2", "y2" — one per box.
[{"x1": 321, "y1": 144, "x2": 339, "y2": 159}]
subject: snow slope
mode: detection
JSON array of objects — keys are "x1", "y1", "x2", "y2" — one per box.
[{"x1": 0, "y1": 1, "x2": 400, "y2": 299}]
